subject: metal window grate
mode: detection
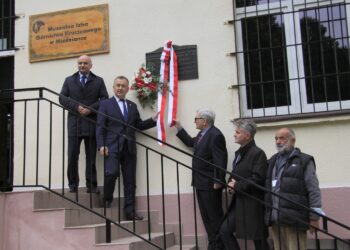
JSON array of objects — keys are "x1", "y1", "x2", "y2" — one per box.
[
  {"x1": 0, "y1": 0, "x2": 16, "y2": 51},
  {"x1": 233, "y1": 0, "x2": 350, "y2": 118}
]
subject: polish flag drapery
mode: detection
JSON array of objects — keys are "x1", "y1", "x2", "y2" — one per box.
[{"x1": 157, "y1": 40, "x2": 178, "y2": 145}]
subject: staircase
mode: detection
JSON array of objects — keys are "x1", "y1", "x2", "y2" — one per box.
[
  {"x1": 0, "y1": 189, "x2": 197, "y2": 250},
  {"x1": 2, "y1": 88, "x2": 350, "y2": 250}
]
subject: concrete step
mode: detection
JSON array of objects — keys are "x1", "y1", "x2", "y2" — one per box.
[
  {"x1": 94, "y1": 220, "x2": 156, "y2": 243},
  {"x1": 307, "y1": 238, "x2": 350, "y2": 250},
  {"x1": 31, "y1": 190, "x2": 201, "y2": 249},
  {"x1": 33, "y1": 189, "x2": 103, "y2": 209},
  {"x1": 65, "y1": 207, "x2": 120, "y2": 227},
  {"x1": 167, "y1": 245, "x2": 197, "y2": 250},
  {"x1": 65, "y1": 208, "x2": 161, "y2": 227},
  {"x1": 96, "y1": 232, "x2": 175, "y2": 250}
]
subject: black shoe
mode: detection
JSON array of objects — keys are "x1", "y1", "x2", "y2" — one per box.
[
  {"x1": 87, "y1": 187, "x2": 100, "y2": 194},
  {"x1": 125, "y1": 213, "x2": 144, "y2": 221},
  {"x1": 69, "y1": 187, "x2": 77, "y2": 193}
]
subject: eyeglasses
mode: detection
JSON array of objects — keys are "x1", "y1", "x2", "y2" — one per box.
[{"x1": 194, "y1": 117, "x2": 204, "y2": 122}]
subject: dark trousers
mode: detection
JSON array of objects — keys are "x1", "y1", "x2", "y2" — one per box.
[
  {"x1": 196, "y1": 189, "x2": 224, "y2": 250},
  {"x1": 67, "y1": 136, "x2": 97, "y2": 189},
  {"x1": 103, "y1": 143, "x2": 137, "y2": 213},
  {"x1": 220, "y1": 207, "x2": 269, "y2": 250}
]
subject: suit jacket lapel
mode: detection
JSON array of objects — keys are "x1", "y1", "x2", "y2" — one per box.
[
  {"x1": 85, "y1": 74, "x2": 95, "y2": 86},
  {"x1": 111, "y1": 97, "x2": 124, "y2": 119},
  {"x1": 75, "y1": 74, "x2": 83, "y2": 88}
]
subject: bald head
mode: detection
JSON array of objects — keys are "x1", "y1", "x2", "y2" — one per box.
[
  {"x1": 77, "y1": 55, "x2": 92, "y2": 75},
  {"x1": 275, "y1": 127, "x2": 296, "y2": 153}
]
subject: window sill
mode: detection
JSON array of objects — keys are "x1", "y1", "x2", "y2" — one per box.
[{"x1": 248, "y1": 110, "x2": 350, "y2": 126}]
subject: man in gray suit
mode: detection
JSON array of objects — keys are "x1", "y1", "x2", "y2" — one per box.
[{"x1": 59, "y1": 55, "x2": 108, "y2": 193}]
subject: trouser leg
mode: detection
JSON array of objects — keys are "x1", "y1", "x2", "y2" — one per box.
[
  {"x1": 84, "y1": 136, "x2": 97, "y2": 188},
  {"x1": 271, "y1": 224, "x2": 306, "y2": 250},
  {"x1": 253, "y1": 239, "x2": 269, "y2": 250},
  {"x1": 103, "y1": 152, "x2": 119, "y2": 201},
  {"x1": 219, "y1": 206, "x2": 240, "y2": 250},
  {"x1": 120, "y1": 147, "x2": 137, "y2": 214},
  {"x1": 196, "y1": 189, "x2": 225, "y2": 250},
  {"x1": 67, "y1": 136, "x2": 82, "y2": 188}
]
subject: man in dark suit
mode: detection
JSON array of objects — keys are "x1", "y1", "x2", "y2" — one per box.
[
  {"x1": 59, "y1": 55, "x2": 108, "y2": 193},
  {"x1": 219, "y1": 119, "x2": 269, "y2": 250},
  {"x1": 173, "y1": 108, "x2": 228, "y2": 250},
  {"x1": 96, "y1": 76, "x2": 157, "y2": 220}
]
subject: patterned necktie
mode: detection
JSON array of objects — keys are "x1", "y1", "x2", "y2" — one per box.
[
  {"x1": 197, "y1": 132, "x2": 204, "y2": 144},
  {"x1": 80, "y1": 75, "x2": 87, "y2": 86},
  {"x1": 121, "y1": 99, "x2": 128, "y2": 121}
]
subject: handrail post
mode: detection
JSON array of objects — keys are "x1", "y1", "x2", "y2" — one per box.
[
  {"x1": 6, "y1": 111, "x2": 13, "y2": 191},
  {"x1": 38, "y1": 88, "x2": 43, "y2": 99},
  {"x1": 106, "y1": 219, "x2": 111, "y2": 243},
  {"x1": 323, "y1": 216, "x2": 328, "y2": 231}
]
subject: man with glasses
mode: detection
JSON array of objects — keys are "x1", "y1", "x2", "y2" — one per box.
[{"x1": 173, "y1": 108, "x2": 228, "y2": 250}]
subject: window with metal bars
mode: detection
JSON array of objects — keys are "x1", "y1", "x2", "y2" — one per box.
[
  {"x1": 0, "y1": 0, "x2": 15, "y2": 51},
  {"x1": 234, "y1": 0, "x2": 350, "y2": 118}
]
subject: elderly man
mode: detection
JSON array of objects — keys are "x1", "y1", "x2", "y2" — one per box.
[
  {"x1": 265, "y1": 127, "x2": 324, "y2": 250},
  {"x1": 174, "y1": 108, "x2": 228, "y2": 250},
  {"x1": 219, "y1": 119, "x2": 269, "y2": 250},
  {"x1": 59, "y1": 55, "x2": 108, "y2": 193}
]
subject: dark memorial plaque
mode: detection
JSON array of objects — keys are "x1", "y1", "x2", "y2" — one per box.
[{"x1": 146, "y1": 45, "x2": 198, "y2": 81}]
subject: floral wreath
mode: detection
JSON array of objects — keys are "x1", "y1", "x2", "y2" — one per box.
[{"x1": 131, "y1": 64, "x2": 161, "y2": 108}]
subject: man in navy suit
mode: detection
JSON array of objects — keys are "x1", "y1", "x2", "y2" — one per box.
[
  {"x1": 96, "y1": 76, "x2": 157, "y2": 220},
  {"x1": 174, "y1": 109, "x2": 228, "y2": 250},
  {"x1": 59, "y1": 55, "x2": 108, "y2": 193}
]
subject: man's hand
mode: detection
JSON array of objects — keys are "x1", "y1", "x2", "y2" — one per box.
[
  {"x1": 309, "y1": 219, "x2": 320, "y2": 234},
  {"x1": 78, "y1": 105, "x2": 91, "y2": 116},
  {"x1": 213, "y1": 183, "x2": 222, "y2": 190},
  {"x1": 173, "y1": 119, "x2": 182, "y2": 130},
  {"x1": 99, "y1": 146, "x2": 109, "y2": 156},
  {"x1": 152, "y1": 111, "x2": 160, "y2": 121},
  {"x1": 78, "y1": 105, "x2": 85, "y2": 114},
  {"x1": 228, "y1": 179, "x2": 236, "y2": 194}
]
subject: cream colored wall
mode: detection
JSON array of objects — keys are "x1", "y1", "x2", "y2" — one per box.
[
  {"x1": 13, "y1": 0, "x2": 349, "y2": 196},
  {"x1": 255, "y1": 117, "x2": 350, "y2": 188}
]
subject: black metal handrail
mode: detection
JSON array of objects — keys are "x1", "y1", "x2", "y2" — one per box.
[{"x1": 1, "y1": 87, "x2": 349, "y2": 249}]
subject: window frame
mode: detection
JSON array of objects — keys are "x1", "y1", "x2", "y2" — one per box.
[{"x1": 234, "y1": 0, "x2": 350, "y2": 118}]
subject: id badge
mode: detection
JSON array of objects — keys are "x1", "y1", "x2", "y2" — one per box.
[{"x1": 272, "y1": 180, "x2": 277, "y2": 187}]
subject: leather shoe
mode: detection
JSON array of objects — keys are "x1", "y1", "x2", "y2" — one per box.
[
  {"x1": 87, "y1": 187, "x2": 100, "y2": 194},
  {"x1": 125, "y1": 213, "x2": 143, "y2": 221},
  {"x1": 69, "y1": 187, "x2": 77, "y2": 193}
]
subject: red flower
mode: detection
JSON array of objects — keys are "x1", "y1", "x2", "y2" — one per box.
[{"x1": 131, "y1": 65, "x2": 160, "y2": 108}]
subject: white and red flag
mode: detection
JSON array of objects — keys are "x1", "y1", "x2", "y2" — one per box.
[{"x1": 157, "y1": 40, "x2": 178, "y2": 145}]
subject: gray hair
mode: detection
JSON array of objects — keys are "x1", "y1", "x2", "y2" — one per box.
[
  {"x1": 197, "y1": 108, "x2": 215, "y2": 125},
  {"x1": 233, "y1": 118, "x2": 257, "y2": 138},
  {"x1": 285, "y1": 127, "x2": 296, "y2": 140},
  {"x1": 114, "y1": 75, "x2": 129, "y2": 84}
]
